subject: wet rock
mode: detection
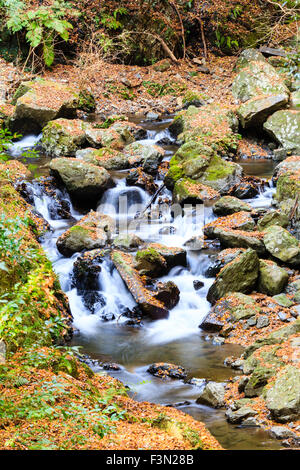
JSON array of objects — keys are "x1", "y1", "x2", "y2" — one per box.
[
  {"x1": 264, "y1": 110, "x2": 300, "y2": 154},
  {"x1": 225, "y1": 406, "x2": 258, "y2": 424},
  {"x1": 207, "y1": 249, "x2": 259, "y2": 304},
  {"x1": 263, "y1": 225, "x2": 300, "y2": 266},
  {"x1": 188, "y1": 378, "x2": 207, "y2": 388},
  {"x1": 266, "y1": 365, "x2": 300, "y2": 423},
  {"x1": 57, "y1": 212, "x2": 114, "y2": 256},
  {"x1": 257, "y1": 210, "x2": 289, "y2": 231},
  {"x1": 14, "y1": 180, "x2": 35, "y2": 204},
  {"x1": 124, "y1": 142, "x2": 165, "y2": 174},
  {"x1": 101, "y1": 362, "x2": 121, "y2": 371},
  {"x1": 258, "y1": 259, "x2": 289, "y2": 296},
  {"x1": 111, "y1": 250, "x2": 169, "y2": 319},
  {"x1": 196, "y1": 381, "x2": 226, "y2": 408},
  {"x1": 110, "y1": 120, "x2": 146, "y2": 141},
  {"x1": 49, "y1": 157, "x2": 114, "y2": 202},
  {"x1": 147, "y1": 243, "x2": 187, "y2": 269},
  {"x1": 152, "y1": 281, "x2": 180, "y2": 310},
  {"x1": 135, "y1": 247, "x2": 168, "y2": 277},
  {"x1": 12, "y1": 79, "x2": 95, "y2": 127},
  {"x1": 229, "y1": 176, "x2": 261, "y2": 199},
  {"x1": 193, "y1": 280, "x2": 204, "y2": 290},
  {"x1": 147, "y1": 363, "x2": 187, "y2": 380},
  {"x1": 126, "y1": 167, "x2": 158, "y2": 194},
  {"x1": 273, "y1": 294, "x2": 294, "y2": 308},
  {"x1": 72, "y1": 249, "x2": 106, "y2": 290},
  {"x1": 274, "y1": 156, "x2": 300, "y2": 203},
  {"x1": 76, "y1": 147, "x2": 129, "y2": 170},
  {"x1": 213, "y1": 196, "x2": 252, "y2": 216}
]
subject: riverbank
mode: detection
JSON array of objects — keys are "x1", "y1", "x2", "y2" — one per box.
[{"x1": 0, "y1": 43, "x2": 299, "y2": 450}]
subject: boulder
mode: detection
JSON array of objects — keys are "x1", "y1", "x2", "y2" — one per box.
[
  {"x1": 257, "y1": 210, "x2": 289, "y2": 231},
  {"x1": 274, "y1": 156, "x2": 300, "y2": 202},
  {"x1": 72, "y1": 249, "x2": 106, "y2": 290},
  {"x1": 153, "y1": 281, "x2": 180, "y2": 310},
  {"x1": 285, "y1": 278, "x2": 300, "y2": 303},
  {"x1": 205, "y1": 248, "x2": 246, "y2": 277},
  {"x1": 41, "y1": 118, "x2": 88, "y2": 157},
  {"x1": 225, "y1": 407, "x2": 258, "y2": 424},
  {"x1": 56, "y1": 212, "x2": 114, "y2": 256},
  {"x1": 200, "y1": 293, "x2": 261, "y2": 332},
  {"x1": 264, "y1": 110, "x2": 300, "y2": 154},
  {"x1": 196, "y1": 382, "x2": 226, "y2": 408},
  {"x1": 258, "y1": 259, "x2": 289, "y2": 296},
  {"x1": 237, "y1": 93, "x2": 289, "y2": 128},
  {"x1": 244, "y1": 366, "x2": 275, "y2": 397},
  {"x1": 270, "y1": 426, "x2": 298, "y2": 440},
  {"x1": 173, "y1": 178, "x2": 219, "y2": 204},
  {"x1": 234, "y1": 49, "x2": 266, "y2": 71},
  {"x1": 49, "y1": 157, "x2": 114, "y2": 202},
  {"x1": 12, "y1": 79, "x2": 95, "y2": 127},
  {"x1": 147, "y1": 243, "x2": 187, "y2": 269},
  {"x1": 213, "y1": 196, "x2": 252, "y2": 216},
  {"x1": 212, "y1": 227, "x2": 266, "y2": 254},
  {"x1": 76, "y1": 147, "x2": 129, "y2": 170},
  {"x1": 147, "y1": 363, "x2": 187, "y2": 380},
  {"x1": 124, "y1": 142, "x2": 165, "y2": 174},
  {"x1": 204, "y1": 211, "x2": 256, "y2": 239},
  {"x1": 232, "y1": 61, "x2": 289, "y2": 103},
  {"x1": 207, "y1": 249, "x2": 259, "y2": 304},
  {"x1": 263, "y1": 225, "x2": 300, "y2": 265},
  {"x1": 135, "y1": 247, "x2": 168, "y2": 277},
  {"x1": 110, "y1": 120, "x2": 146, "y2": 141},
  {"x1": 126, "y1": 168, "x2": 158, "y2": 194},
  {"x1": 113, "y1": 234, "x2": 145, "y2": 251},
  {"x1": 198, "y1": 156, "x2": 243, "y2": 195},
  {"x1": 265, "y1": 365, "x2": 300, "y2": 422},
  {"x1": 85, "y1": 127, "x2": 130, "y2": 150}
]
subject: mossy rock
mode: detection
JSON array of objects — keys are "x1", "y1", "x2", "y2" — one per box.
[
  {"x1": 258, "y1": 259, "x2": 289, "y2": 296},
  {"x1": 264, "y1": 110, "x2": 300, "y2": 154},
  {"x1": 76, "y1": 147, "x2": 129, "y2": 170},
  {"x1": 41, "y1": 118, "x2": 89, "y2": 157}
]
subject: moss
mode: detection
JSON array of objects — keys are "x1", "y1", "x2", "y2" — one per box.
[
  {"x1": 276, "y1": 174, "x2": 300, "y2": 202},
  {"x1": 203, "y1": 154, "x2": 236, "y2": 181},
  {"x1": 136, "y1": 247, "x2": 164, "y2": 265},
  {"x1": 77, "y1": 90, "x2": 96, "y2": 112}
]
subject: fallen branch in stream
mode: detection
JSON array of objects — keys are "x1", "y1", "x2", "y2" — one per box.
[{"x1": 135, "y1": 183, "x2": 166, "y2": 219}]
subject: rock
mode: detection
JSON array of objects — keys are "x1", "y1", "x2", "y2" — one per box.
[
  {"x1": 12, "y1": 79, "x2": 95, "y2": 127},
  {"x1": 147, "y1": 363, "x2": 187, "y2": 380},
  {"x1": 213, "y1": 196, "x2": 252, "y2": 216},
  {"x1": 124, "y1": 142, "x2": 165, "y2": 174},
  {"x1": 235, "y1": 49, "x2": 267, "y2": 71},
  {"x1": 229, "y1": 176, "x2": 260, "y2": 199},
  {"x1": 274, "y1": 156, "x2": 300, "y2": 203},
  {"x1": 153, "y1": 281, "x2": 180, "y2": 310},
  {"x1": 285, "y1": 279, "x2": 300, "y2": 303},
  {"x1": 101, "y1": 362, "x2": 121, "y2": 371},
  {"x1": 135, "y1": 247, "x2": 168, "y2": 277},
  {"x1": 49, "y1": 158, "x2": 114, "y2": 202},
  {"x1": 291, "y1": 90, "x2": 300, "y2": 109},
  {"x1": 257, "y1": 210, "x2": 289, "y2": 231},
  {"x1": 270, "y1": 426, "x2": 297, "y2": 440},
  {"x1": 76, "y1": 147, "x2": 129, "y2": 170},
  {"x1": 225, "y1": 406, "x2": 258, "y2": 424},
  {"x1": 273, "y1": 294, "x2": 294, "y2": 308},
  {"x1": 258, "y1": 259, "x2": 289, "y2": 296},
  {"x1": 259, "y1": 46, "x2": 287, "y2": 58},
  {"x1": 110, "y1": 120, "x2": 146, "y2": 141},
  {"x1": 111, "y1": 250, "x2": 169, "y2": 319},
  {"x1": 205, "y1": 248, "x2": 245, "y2": 277},
  {"x1": 200, "y1": 293, "x2": 261, "y2": 331},
  {"x1": 232, "y1": 61, "x2": 289, "y2": 103},
  {"x1": 196, "y1": 381, "x2": 226, "y2": 408},
  {"x1": 153, "y1": 59, "x2": 172, "y2": 72},
  {"x1": 264, "y1": 110, "x2": 300, "y2": 154},
  {"x1": 72, "y1": 249, "x2": 106, "y2": 290},
  {"x1": 263, "y1": 225, "x2": 300, "y2": 265},
  {"x1": 56, "y1": 212, "x2": 114, "y2": 256},
  {"x1": 126, "y1": 167, "x2": 158, "y2": 194},
  {"x1": 173, "y1": 178, "x2": 219, "y2": 204},
  {"x1": 113, "y1": 234, "x2": 144, "y2": 250},
  {"x1": 188, "y1": 378, "x2": 207, "y2": 388},
  {"x1": 237, "y1": 93, "x2": 289, "y2": 128},
  {"x1": 266, "y1": 365, "x2": 300, "y2": 422},
  {"x1": 207, "y1": 249, "x2": 259, "y2": 304},
  {"x1": 146, "y1": 243, "x2": 187, "y2": 269},
  {"x1": 244, "y1": 366, "x2": 274, "y2": 397},
  {"x1": 256, "y1": 315, "x2": 270, "y2": 329},
  {"x1": 193, "y1": 280, "x2": 204, "y2": 290},
  {"x1": 146, "y1": 111, "x2": 159, "y2": 121},
  {"x1": 41, "y1": 118, "x2": 88, "y2": 157},
  {"x1": 85, "y1": 126, "x2": 130, "y2": 150},
  {"x1": 212, "y1": 227, "x2": 265, "y2": 254},
  {"x1": 204, "y1": 211, "x2": 256, "y2": 239}
]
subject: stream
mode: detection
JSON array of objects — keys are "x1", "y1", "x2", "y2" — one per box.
[{"x1": 10, "y1": 116, "x2": 281, "y2": 450}]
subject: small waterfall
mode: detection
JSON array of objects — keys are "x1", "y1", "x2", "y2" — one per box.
[{"x1": 9, "y1": 134, "x2": 42, "y2": 157}]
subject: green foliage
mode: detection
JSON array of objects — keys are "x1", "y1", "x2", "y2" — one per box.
[
  {"x1": 100, "y1": 7, "x2": 128, "y2": 30},
  {"x1": 215, "y1": 29, "x2": 239, "y2": 51},
  {"x1": 2, "y1": 0, "x2": 76, "y2": 67},
  {"x1": 142, "y1": 80, "x2": 186, "y2": 97},
  {"x1": 0, "y1": 128, "x2": 20, "y2": 160}
]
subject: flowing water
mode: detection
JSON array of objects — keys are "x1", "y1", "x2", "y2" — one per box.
[{"x1": 10, "y1": 118, "x2": 281, "y2": 450}]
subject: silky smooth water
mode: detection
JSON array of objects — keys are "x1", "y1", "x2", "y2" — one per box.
[{"x1": 9, "y1": 117, "x2": 280, "y2": 450}]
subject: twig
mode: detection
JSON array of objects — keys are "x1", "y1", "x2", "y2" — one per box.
[
  {"x1": 198, "y1": 17, "x2": 208, "y2": 59},
  {"x1": 169, "y1": 1, "x2": 186, "y2": 59}
]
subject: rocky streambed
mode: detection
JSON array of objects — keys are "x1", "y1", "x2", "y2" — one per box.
[{"x1": 1, "y1": 46, "x2": 300, "y2": 450}]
